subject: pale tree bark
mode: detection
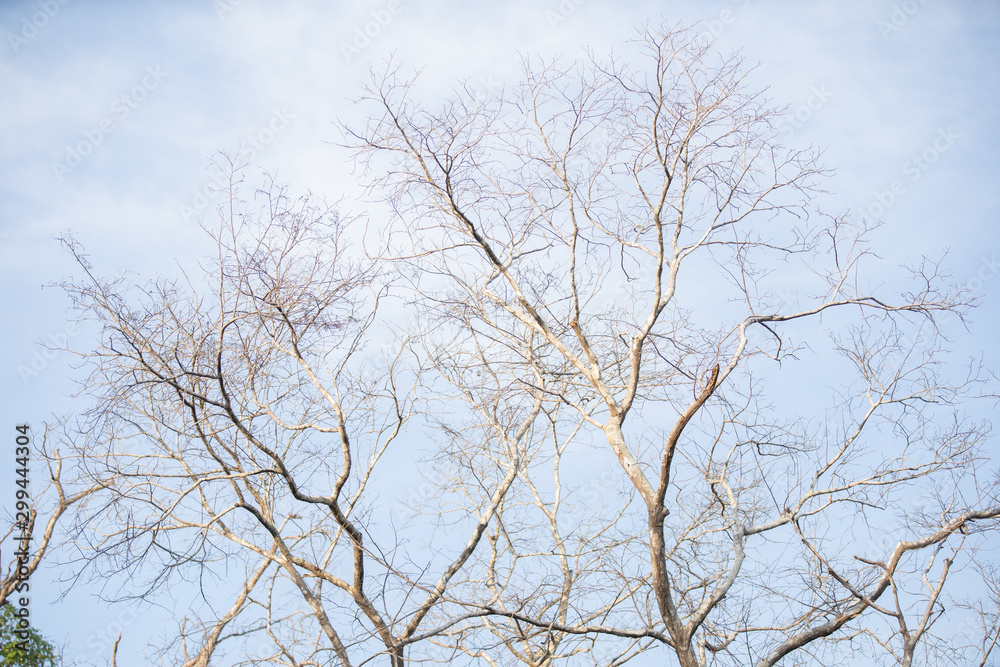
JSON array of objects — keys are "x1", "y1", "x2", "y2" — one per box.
[
  {"x1": 54, "y1": 174, "x2": 538, "y2": 667},
  {"x1": 37, "y1": 20, "x2": 999, "y2": 667},
  {"x1": 345, "y1": 20, "x2": 1000, "y2": 666},
  {"x1": 412, "y1": 328, "x2": 653, "y2": 665}
]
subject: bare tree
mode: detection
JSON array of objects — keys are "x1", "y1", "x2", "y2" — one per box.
[
  {"x1": 344, "y1": 21, "x2": 1000, "y2": 666},
  {"x1": 43, "y1": 20, "x2": 1000, "y2": 667},
  {"x1": 54, "y1": 173, "x2": 551, "y2": 667}
]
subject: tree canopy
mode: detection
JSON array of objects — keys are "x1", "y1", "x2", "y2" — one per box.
[{"x1": 11, "y1": 21, "x2": 1000, "y2": 667}]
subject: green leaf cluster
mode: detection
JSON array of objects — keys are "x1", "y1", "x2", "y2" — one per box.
[{"x1": 0, "y1": 603, "x2": 58, "y2": 667}]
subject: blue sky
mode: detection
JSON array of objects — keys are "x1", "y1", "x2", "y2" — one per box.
[{"x1": 1, "y1": 0, "x2": 999, "y2": 663}]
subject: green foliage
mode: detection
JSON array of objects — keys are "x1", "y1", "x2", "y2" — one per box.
[{"x1": 0, "y1": 603, "x2": 58, "y2": 667}]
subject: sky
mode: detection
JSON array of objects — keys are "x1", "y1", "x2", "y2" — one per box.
[{"x1": 1, "y1": 0, "x2": 999, "y2": 664}]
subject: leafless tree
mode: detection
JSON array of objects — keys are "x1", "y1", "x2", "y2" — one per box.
[
  {"x1": 342, "y1": 21, "x2": 1000, "y2": 667},
  {"x1": 44, "y1": 20, "x2": 1000, "y2": 667},
  {"x1": 54, "y1": 173, "x2": 553, "y2": 667}
]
